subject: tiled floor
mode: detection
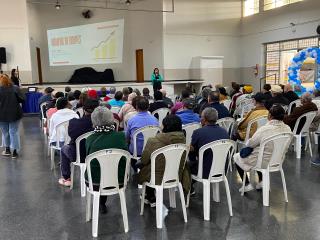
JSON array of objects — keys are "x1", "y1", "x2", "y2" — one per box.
[{"x1": 1, "y1": 116, "x2": 320, "y2": 240}]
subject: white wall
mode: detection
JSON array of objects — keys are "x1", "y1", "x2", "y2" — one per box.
[
  {"x1": 163, "y1": 0, "x2": 242, "y2": 86},
  {"x1": 240, "y1": 0, "x2": 320, "y2": 91},
  {"x1": 26, "y1": 1, "x2": 163, "y2": 83},
  {"x1": 0, "y1": 0, "x2": 32, "y2": 83}
]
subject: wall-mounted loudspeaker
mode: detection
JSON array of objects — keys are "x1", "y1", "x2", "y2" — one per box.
[
  {"x1": 317, "y1": 25, "x2": 320, "y2": 35},
  {"x1": 0, "y1": 47, "x2": 6, "y2": 64},
  {"x1": 82, "y1": 10, "x2": 92, "y2": 19}
]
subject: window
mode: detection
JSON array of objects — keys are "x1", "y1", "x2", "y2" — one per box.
[
  {"x1": 243, "y1": 0, "x2": 259, "y2": 17},
  {"x1": 264, "y1": 0, "x2": 303, "y2": 11}
]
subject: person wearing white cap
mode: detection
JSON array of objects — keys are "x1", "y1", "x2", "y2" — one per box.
[{"x1": 265, "y1": 85, "x2": 289, "y2": 110}]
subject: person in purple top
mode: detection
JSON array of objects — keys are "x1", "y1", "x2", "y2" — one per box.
[{"x1": 126, "y1": 96, "x2": 159, "y2": 157}]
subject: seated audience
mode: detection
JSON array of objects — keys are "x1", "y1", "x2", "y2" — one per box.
[
  {"x1": 230, "y1": 83, "x2": 243, "y2": 112},
  {"x1": 230, "y1": 82, "x2": 238, "y2": 98},
  {"x1": 142, "y1": 88, "x2": 153, "y2": 100},
  {"x1": 171, "y1": 89, "x2": 191, "y2": 114},
  {"x1": 126, "y1": 97, "x2": 158, "y2": 157},
  {"x1": 108, "y1": 91, "x2": 125, "y2": 108},
  {"x1": 138, "y1": 115, "x2": 191, "y2": 206},
  {"x1": 283, "y1": 93, "x2": 318, "y2": 131},
  {"x1": 294, "y1": 85, "x2": 303, "y2": 97},
  {"x1": 118, "y1": 92, "x2": 137, "y2": 123},
  {"x1": 133, "y1": 88, "x2": 141, "y2": 96},
  {"x1": 47, "y1": 91, "x2": 64, "y2": 109},
  {"x1": 148, "y1": 91, "x2": 168, "y2": 113},
  {"x1": 99, "y1": 87, "x2": 107, "y2": 98},
  {"x1": 236, "y1": 85, "x2": 254, "y2": 106},
  {"x1": 234, "y1": 104, "x2": 291, "y2": 192},
  {"x1": 262, "y1": 84, "x2": 272, "y2": 100},
  {"x1": 128, "y1": 87, "x2": 133, "y2": 94},
  {"x1": 87, "y1": 89, "x2": 98, "y2": 100},
  {"x1": 235, "y1": 93, "x2": 269, "y2": 141},
  {"x1": 38, "y1": 87, "x2": 54, "y2": 106},
  {"x1": 103, "y1": 87, "x2": 116, "y2": 101},
  {"x1": 188, "y1": 108, "x2": 229, "y2": 179},
  {"x1": 200, "y1": 91, "x2": 230, "y2": 119},
  {"x1": 49, "y1": 98, "x2": 79, "y2": 145},
  {"x1": 194, "y1": 87, "x2": 212, "y2": 114},
  {"x1": 58, "y1": 99, "x2": 99, "y2": 186},
  {"x1": 85, "y1": 106, "x2": 128, "y2": 213},
  {"x1": 176, "y1": 98, "x2": 200, "y2": 125},
  {"x1": 160, "y1": 89, "x2": 174, "y2": 108},
  {"x1": 283, "y1": 84, "x2": 299, "y2": 103},
  {"x1": 65, "y1": 86, "x2": 72, "y2": 98},
  {"x1": 122, "y1": 87, "x2": 130, "y2": 102},
  {"x1": 76, "y1": 92, "x2": 88, "y2": 109},
  {"x1": 70, "y1": 90, "x2": 81, "y2": 110},
  {"x1": 265, "y1": 85, "x2": 289, "y2": 110},
  {"x1": 218, "y1": 87, "x2": 229, "y2": 102}
]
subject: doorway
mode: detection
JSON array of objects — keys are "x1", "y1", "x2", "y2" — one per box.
[
  {"x1": 36, "y1": 47, "x2": 43, "y2": 84},
  {"x1": 136, "y1": 49, "x2": 144, "y2": 82}
]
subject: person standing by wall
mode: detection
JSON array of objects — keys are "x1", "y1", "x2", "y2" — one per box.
[
  {"x1": 10, "y1": 69, "x2": 20, "y2": 87},
  {"x1": 151, "y1": 68, "x2": 163, "y2": 93},
  {"x1": 0, "y1": 74, "x2": 25, "y2": 158}
]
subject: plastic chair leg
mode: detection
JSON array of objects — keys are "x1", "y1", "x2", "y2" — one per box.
[
  {"x1": 119, "y1": 189, "x2": 129, "y2": 232},
  {"x1": 155, "y1": 186, "x2": 163, "y2": 229},
  {"x1": 241, "y1": 172, "x2": 247, "y2": 196},
  {"x1": 212, "y1": 183, "x2": 220, "y2": 203},
  {"x1": 224, "y1": 178, "x2": 233, "y2": 217},
  {"x1": 50, "y1": 148, "x2": 55, "y2": 170},
  {"x1": 262, "y1": 171, "x2": 269, "y2": 207},
  {"x1": 80, "y1": 165, "x2": 86, "y2": 197},
  {"x1": 169, "y1": 188, "x2": 176, "y2": 208},
  {"x1": 280, "y1": 169, "x2": 288, "y2": 202},
  {"x1": 186, "y1": 191, "x2": 190, "y2": 208},
  {"x1": 140, "y1": 184, "x2": 146, "y2": 215},
  {"x1": 178, "y1": 183, "x2": 187, "y2": 223},
  {"x1": 296, "y1": 136, "x2": 301, "y2": 159},
  {"x1": 86, "y1": 191, "x2": 92, "y2": 222},
  {"x1": 308, "y1": 135, "x2": 313, "y2": 157},
  {"x1": 203, "y1": 180, "x2": 210, "y2": 221},
  {"x1": 314, "y1": 133, "x2": 318, "y2": 145},
  {"x1": 92, "y1": 193, "x2": 100, "y2": 237},
  {"x1": 70, "y1": 164, "x2": 75, "y2": 190}
]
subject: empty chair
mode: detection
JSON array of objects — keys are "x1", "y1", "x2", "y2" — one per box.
[
  {"x1": 85, "y1": 149, "x2": 131, "y2": 237},
  {"x1": 75, "y1": 108, "x2": 84, "y2": 118},
  {"x1": 140, "y1": 144, "x2": 188, "y2": 229},
  {"x1": 240, "y1": 133, "x2": 293, "y2": 206},
  {"x1": 49, "y1": 121, "x2": 70, "y2": 170},
  {"x1": 292, "y1": 111, "x2": 317, "y2": 159},
  {"x1": 189, "y1": 139, "x2": 234, "y2": 220},
  {"x1": 132, "y1": 125, "x2": 161, "y2": 160},
  {"x1": 182, "y1": 123, "x2": 201, "y2": 146},
  {"x1": 40, "y1": 102, "x2": 47, "y2": 129},
  {"x1": 152, "y1": 108, "x2": 170, "y2": 126},
  {"x1": 70, "y1": 131, "x2": 94, "y2": 197},
  {"x1": 288, "y1": 99, "x2": 302, "y2": 115},
  {"x1": 110, "y1": 106, "x2": 121, "y2": 114}
]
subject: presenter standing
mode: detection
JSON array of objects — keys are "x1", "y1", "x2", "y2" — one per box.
[{"x1": 151, "y1": 68, "x2": 163, "y2": 92}]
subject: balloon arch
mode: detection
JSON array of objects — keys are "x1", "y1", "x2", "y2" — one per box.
[{"x1": 288, "y1": 47, "x2": 320, "y2": 93}]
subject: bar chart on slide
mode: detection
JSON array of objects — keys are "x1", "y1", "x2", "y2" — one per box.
[{"x1": 92, "y1": 31, "x2": 117, "y2": 60}]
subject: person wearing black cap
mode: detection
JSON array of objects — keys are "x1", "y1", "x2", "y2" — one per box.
[
  {"x1": 58, "y1": 99, "x2": 99, "y2": 187},
  {"x1": 234, "y1": 93, "x2": 269, "y2": 141},
  {"x1": 38, "y1": 87, "x2": 54, "y2": 106}
]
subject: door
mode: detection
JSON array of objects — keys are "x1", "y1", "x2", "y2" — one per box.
[
  {"x1": 36, "y1": 47, "x2": 43, "y2": 84},
  {"x1": 136, "y1": 49, "x2": 144, "y2": 82}
]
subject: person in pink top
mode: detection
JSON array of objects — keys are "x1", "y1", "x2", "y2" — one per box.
[{"x1": 171, "y1": 89, "x2": 191, "y2": 114}]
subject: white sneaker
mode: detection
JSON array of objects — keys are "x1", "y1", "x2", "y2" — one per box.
[
  {"x1": 256, "y1": 181, "x2": 263, "y2": 190},
  {"x1": 239, "y1": 183, "x2": 254, "y2": 193}
]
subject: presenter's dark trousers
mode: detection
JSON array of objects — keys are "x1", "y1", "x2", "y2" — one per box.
[{"x1": 153, "y1": 81, "x2": 162, "y2": 93}]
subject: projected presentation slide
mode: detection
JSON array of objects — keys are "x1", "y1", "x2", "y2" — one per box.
[{"x1": 47, "y1": 19, "x2": 124, "y2": 66}]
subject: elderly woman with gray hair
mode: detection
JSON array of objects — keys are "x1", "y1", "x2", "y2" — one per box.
[{"x1": 85, "y1": 106, "x2": 128, "y2": 214}]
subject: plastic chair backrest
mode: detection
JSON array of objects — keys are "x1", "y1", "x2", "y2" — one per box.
[
  {"x1": 256, "y1": 132, "x2": 293, "y2": 169},
  {"x1": 216, "y1": 117, "x2": 235, "y2": 133},
  {"x1": 75, "y1": 131, "x2": 94, "y2": 164},
  {"x1": 182, "y1": 123, "x2": 201, "y2": 146},
  {"x1": 280, "y1": 104, "x2": 289, "y2": 113},
  {"x1": 244, "y1": 116, "x2": 268, "y2": 142},
  {"x1": 241, "y1": 103, "x2": 255, "y2": 119},
  {"x1": 132, "y1": 125, "x2": 161, "y2": 158},
  {"x1": 114, "y1": 119, "x2": 120, "y2": 131},
  {"x1": 312, "y1": 99, "x2": 320, "y2": 109},
  {"x1": 40, "y1": 102, "x2": 47, "y2": 119},
  {"x1": 111, "y1": 106, "x2": 121, "y2": 114},
  {"x1": 55, "y1": 120, "x2": 70, "y2": 148},
  {"x1": 85, "y1": 149, "x2": 131, "y2": 194},
  {"x1": 223, "y1": 100, "x2": 232, "y2": 110},
  {"x1": 152, "y1": 108, "x2": 170, "y2": 126},
  {"x1": 292, "y1": 111, "x2": 317, "y2": 135},
  {"x1": 75, "y1": 108, "x2": 84, "y2": 118},
  {"x1": 288, "y1": 99, "x2": 302, "y2": 115},
  {"x1": 150, "y1": 144, "x2": 188, "y2": 186},
  {"x1": 197, "y1": 139, "x2": 235, "y2": 180}
]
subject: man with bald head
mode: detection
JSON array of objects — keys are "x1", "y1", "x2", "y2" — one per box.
[
  {"x1": 283, "y1": 92, "x2": 318, "y2": 130},
  {"x1": 283, "y1": 84, "x2": 299, "y2": 103}
]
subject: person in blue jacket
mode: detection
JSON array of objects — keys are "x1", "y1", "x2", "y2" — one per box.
[
  {"x1": 176, "y1": 98, "x2": 200, "y2": 125},
  {"x1": 151, "y1": 68, "x2": 163, "y2": 93}
]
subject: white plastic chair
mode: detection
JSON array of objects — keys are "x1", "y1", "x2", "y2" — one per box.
[
  {"x1": 85, "y1": 149, "x2": 131, "y2": 237},
  {"x1": 40, "y1": 102, "x2": 47, "y2": 129},
  {"x1": 70, "y1": 131, "x2": 94, "y2": 197},
  {"x1": 240, "y1": 133, "x2": 293, "y2": 207},
  {"x1": 114, "y1": 118, "x2": 120, "y2": 131},
  {"x1": 288, "y1": 99, "x2": 302, "y2": 115},
  {"x1": 140, "y1": 144, "x2": 188, "y2": 229},
  {"x1": 132, "y1": 125, "x2": 161, "y2": 160},
  {"x1": 152, "y1": 108, "x2": 170, "y2": 126},
  {"x1": 292, "y1": 111, "x2": 317, "y2": 159},
  {"x1": 222, "y1": 100, "x2": 232, "y2": 111},
  {"x1": 217, "y1": 117, "x2": 235, "y2": 135},
  {"x1": 110, "y1": 106, "x2": 121, "y2": 114},
  {"x1": 49, "y1": 121, "x2": 70, "y2": 170},
  {"x1": 312, "y1": 99, "x2": 320, "y2": 109},
  {"x1": 189, "y1": 139, "x2": 234, "y2": 220},
  {"x1": 75, "y1": 108, "x2": 84, "y2": 118},
  {"x1": 182, "y1": 123, "x2": 201, "y2": 146}
]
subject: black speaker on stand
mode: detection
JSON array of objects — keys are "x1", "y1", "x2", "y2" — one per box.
[{"x1": 0, "y1": 47, "x2": 7, "y2": 73}]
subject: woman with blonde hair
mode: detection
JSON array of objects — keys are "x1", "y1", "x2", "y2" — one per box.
[{"x1": 0, "y1": 74, "x2": 25, "y2": 158}]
